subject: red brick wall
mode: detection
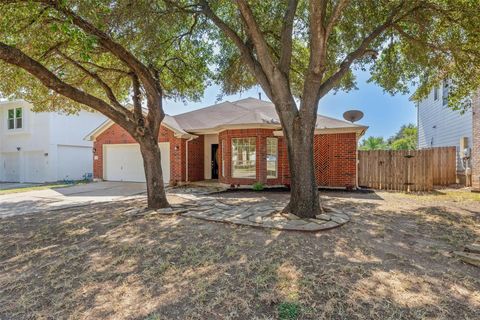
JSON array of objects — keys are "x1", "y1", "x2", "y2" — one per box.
[
  {"x1": 93, "y1": 123, "x2": 186, "y2": 182},
  {"x1": 187, "y1": 135, "x2": 204, "y2": 182},
  {"x1": 94, "y1": 124, "x2": 358, "y2": 187},
  {"x1": 315, "y1": 133, "x2": 357, "y2": 188},
  {"x1": 472, "y1": 91, "x2": 480, "y2": 190},
  {"x1": 218, "y1": 129, "x2": 357, "y2": 188}
]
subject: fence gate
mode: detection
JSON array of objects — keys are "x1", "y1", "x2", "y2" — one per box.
[{"x1": 358, "y1": 147, "x2": 456, "y2": 192}]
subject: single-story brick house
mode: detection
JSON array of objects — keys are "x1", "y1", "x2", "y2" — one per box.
[{"x1": 85, "y1": 98, "x2": 367, "y2": 188}]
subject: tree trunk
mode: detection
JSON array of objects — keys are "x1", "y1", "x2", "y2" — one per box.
[
  {"x1": 138, "y1": 135, "x2": 170, "y2": 209},
  {"x1": 283, "y1": 117, "x2": 321, "y2": 218}
]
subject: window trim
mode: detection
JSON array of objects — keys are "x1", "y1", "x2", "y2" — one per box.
[
  {"x1": 231, "y1": 137, "x2": 256, "y2": 179},
  {"x1": 7, "y1": 107, "x2": 23, "y2": 130},
  {"x1": 266, "y1": 137, "x2": 278, "y2": 179}
]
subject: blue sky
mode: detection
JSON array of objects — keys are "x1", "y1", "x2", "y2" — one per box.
[{"x1": 164, "y1": 70, "x2": 417, "y2": 140}]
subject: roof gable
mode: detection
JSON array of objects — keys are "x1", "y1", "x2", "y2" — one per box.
[{"x1": 173, "y1": 97, "x2": 367, "y2": 134}]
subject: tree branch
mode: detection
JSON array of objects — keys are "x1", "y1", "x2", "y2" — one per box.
[
  {"x1": 197, "y1": 0, "x2": 273, "y2": 98},
  {"x1": 317, "y1": 2, "x2": 421, "y2": 99},
  {"x1": 235, "y1": 0, "x2": 276, "y2": 75},
  {"x1": 0, "y1": 41, "x2": 135, "y2": 131},
  {"x1": 131, "y1": 72, "x2": 146, "y2": 136},
  {"x1": 325, "y1": 0, "x2": 349, "y2": 37},
  {"x1": 83, "y1": 61, "x2": 130, "y2": 75},
  {"x1": 278, "y1": 0, "x2": 298, "y2": 75},
  {"x1": 56, "y1": 49, "x2": 126, "y2": 113},
  {"x1": 43, "y1": 0, "x2": 163, "y2": 115}
]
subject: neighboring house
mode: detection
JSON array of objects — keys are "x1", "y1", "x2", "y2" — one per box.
[
  {"x1": 417, "y1": 80, "x2": 475, "y2": 174},
  {"x1": 0, "y1": 99, "x2": 105, "y2": 183},
  {"x1": 473, "y1": 93, "x2": 480, "y2": 191},
  {"x1": 86, "y1": 98, "x2": 367, "y2": 188}
]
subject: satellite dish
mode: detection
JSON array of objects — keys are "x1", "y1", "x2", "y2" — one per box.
[{"x1": 343, "y1": 110, "x2": 364, "y2": 123}]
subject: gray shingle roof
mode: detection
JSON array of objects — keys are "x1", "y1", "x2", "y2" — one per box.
[
  {"x1": 173, "y1": 97, "x2": 367, "y2": 133},
  {"x1": 86, "y1": 97, "x2": 367, "y2": 141}
]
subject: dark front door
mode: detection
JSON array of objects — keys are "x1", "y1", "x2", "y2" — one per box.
[{"x1": 211, "y1": 144, "x2": 219, "y2": 179}]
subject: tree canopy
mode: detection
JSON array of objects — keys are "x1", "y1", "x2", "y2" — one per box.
[
  {"x1": 178, "y1": 0, "x2": 480, "y2": 108},
  {"x1": 0, "y1": 0, "x2": 212, "y2": 114}
]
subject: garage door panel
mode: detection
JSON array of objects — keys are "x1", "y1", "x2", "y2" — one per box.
[
  {"x1": 58, "y1": 146, "x2": 92, "y2": 181},
  {"x1": 24, "y1": 151, "x2": 46, "y2": 183},
  {"x1": 2, "y1": 153, "x2": 20, "y2": 182},
  {"x1": 104, "y1": 143, "x2": 169, "y2": 183}
]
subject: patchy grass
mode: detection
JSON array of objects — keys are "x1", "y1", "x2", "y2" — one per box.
[
  {"x1": 278, "y1": 302, "x2": 301, "y2": 320},
  {"x1": 396, "y1": 187, "x2": 480, "y2": 202},
  {"x1": 0, "y1": 190, "x2": 479, "y2": 319},
  {"x1": 0, "y1": 182, "x2": 77, "y2": 195}
]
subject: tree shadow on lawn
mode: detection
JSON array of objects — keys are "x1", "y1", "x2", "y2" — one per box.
[{"x1": 0, "y1": 194, "x2": 478, "y2": 319}]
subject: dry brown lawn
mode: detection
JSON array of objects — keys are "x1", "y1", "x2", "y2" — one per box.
[{"x1": 0, "y1": 189, "x2": 479, "y2": 320}]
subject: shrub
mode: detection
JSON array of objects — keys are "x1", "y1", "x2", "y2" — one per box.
[{"x1": 252, "y1": 181, "x2": 265, "y2": 191}]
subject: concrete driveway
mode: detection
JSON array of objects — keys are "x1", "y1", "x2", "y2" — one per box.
[{"x1": 0, "y1": 182, "x2": 147, "y2": 218}]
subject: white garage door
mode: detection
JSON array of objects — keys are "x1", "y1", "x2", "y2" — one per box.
[
  {"x1": 24, "y1": 151, "x2": 47, "y2": 183},
  {"x1": 104, "y1": 143, "x2": 170, "y2": 183},
  {"x1": 58, "y1": 145, "x2": 93, "y2": 181},
  {"x1": 2, "y1": 152, "x2": 20, "y2": 182}
]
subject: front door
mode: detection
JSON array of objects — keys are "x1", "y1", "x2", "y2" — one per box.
[{"x1": 211, "y1": 144, "x2": 219, "y2": 179}]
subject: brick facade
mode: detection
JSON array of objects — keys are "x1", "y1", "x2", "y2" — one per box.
[
  {"x1": 94, "y1": 124, "x2": 358, "y2": 188},
  {"x1": 218, "y1": 129, "x2": 357, "y2": 188},
  {"x1": 93, "y1": 123, "x2": 204, "y2": 183},
  {"x1": 314, "y1": 133, "x2": 358, "y2": 188},
  {"x1": 472, "y1": 92, "x2": 480, "y2": 190},
  {"x1": 187, "y1": 135, "x2": 204, "y2": 182}
]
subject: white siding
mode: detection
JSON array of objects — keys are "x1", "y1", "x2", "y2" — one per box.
[
  {"x1": 57, "y1": 145, "x2": 93, "y2": 181},
  {"x1": 417, "y1": 85, "x2": 473, "y2": 171},
  {"x1": 0, "y1": 100, "x2": 106, "y2": 182}
]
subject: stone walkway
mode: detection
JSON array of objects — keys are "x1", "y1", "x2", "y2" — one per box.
[{"x1": 148, "y1": 187, "x2": 350, "y2": 232}]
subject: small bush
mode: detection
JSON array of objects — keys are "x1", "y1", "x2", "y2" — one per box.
[
  {"x1": 252, "y1": 181, "x2": 265, "y2": 191},
  {"x1": 278, "y1": 302, "x2": 301, "y2": 320}
]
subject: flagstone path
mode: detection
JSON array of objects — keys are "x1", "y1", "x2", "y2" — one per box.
[{"x1": 145, "y1": 186, "x2": 350, "y2": 231}]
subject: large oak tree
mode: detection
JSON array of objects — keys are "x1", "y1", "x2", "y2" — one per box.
[
  {"x1": 0, "y1": 0, "x2": 211, "y2": 209},
  {"x1": 171, "y1": 0, "x2": 480, "y2": 217}
]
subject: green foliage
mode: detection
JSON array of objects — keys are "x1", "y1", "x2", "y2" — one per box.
[
  {"x1": 278, "y1": 302, "x2": 301, "y2": 320},
  {"x1": 191, "y1": 0, "x2": 480, "y2": 109},
  {"x1": 252, "y1": 182, "x2": 265, "y2": 191},
  {"x1": 388, "y1": 124, "x2": 418, "y2": 150},
  {"x1": 0, "y1": 0, "x2": 212, "y2": 113},
  {"x1": 359, "y1": 136, "x2": 388, "y2": 151},
  {"x1": 360, "y1": 124, "x2": 418, "y2": 151}
]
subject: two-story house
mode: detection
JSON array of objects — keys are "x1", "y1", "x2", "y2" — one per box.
[
  {"x1": 416, "y1": 81, "x2": 478, "y2": 179},
  {"x1": 0, "y1": 99, "x2": 105, "y2": 183}
]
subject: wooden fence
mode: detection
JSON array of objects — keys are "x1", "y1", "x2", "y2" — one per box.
[{"x1": 358, "y1": 147, "x2": 457, "y2": 191}]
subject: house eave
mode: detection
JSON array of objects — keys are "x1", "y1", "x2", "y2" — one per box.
[
  {"x1": 273, "y1": 126, "x2": 368, "y2": 137},
  {"x1": 84, "y1": 119, "x2": 196, "y2": 141},
  {"x1": 185, "y1": 123, "x2": 282, "y2": 135}
]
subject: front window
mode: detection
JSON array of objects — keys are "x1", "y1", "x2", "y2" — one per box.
[
  {"x1": 232, "y1": 137, "x2": 256, "y2": 178},
  {"x1": 266, "y1": 138, "x2": 278, "y2": 178},
  {"x1": 7, "y1": 107, "x2": 22, "y2": 130}
]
